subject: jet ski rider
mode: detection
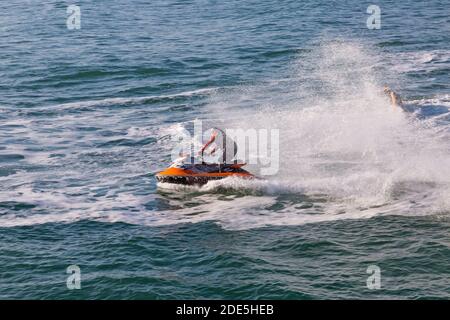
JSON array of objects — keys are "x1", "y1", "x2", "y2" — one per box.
[{"x1": 171, "y1": 127, "x2": 237, "y2": 170}]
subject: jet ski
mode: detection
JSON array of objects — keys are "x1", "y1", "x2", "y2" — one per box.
[
  {"x1": 156, "y1": 162, "x2": 254, "y2": 186},
  {"x1": 156, "y1": 127, "x2": 255, "y2": 185}
]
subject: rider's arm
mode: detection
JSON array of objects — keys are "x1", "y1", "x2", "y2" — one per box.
[
  {"x1": 384, "y1": 87, "x2": 402, "y2": 108},
  {"x1": 199, "y1": 130, "x2": 218, "y2": 154},
  {"x1": 390, "y1": 91, "x2": 402, "y2": 107}
]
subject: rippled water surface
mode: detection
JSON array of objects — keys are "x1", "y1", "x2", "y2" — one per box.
[{"x1": 0, "y1": 0, "x2": 449, "y2": 299}]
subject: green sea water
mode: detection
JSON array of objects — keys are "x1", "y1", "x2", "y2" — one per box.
[{"x1": 0, "y1": 0, "x2": 449, "y2": 299}]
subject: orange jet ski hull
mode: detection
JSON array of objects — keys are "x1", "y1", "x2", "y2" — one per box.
[{"x1": 156, "y1": 166, "x2": 254, "y2": 185}]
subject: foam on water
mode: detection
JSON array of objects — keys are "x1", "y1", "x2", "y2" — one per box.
[
  {"x1": 33, "y1": 88, "x2": 219, "y2": 111},
  {"x1": 407, "y1": 94, "x2": 450, "y2": 108},
  {"x1": 1, "y1": 40, "x2": 450, "y2": 230},
  {"x1": 160, "y1": 40, "x2": 450, "y2": 228},
  {"x1": 387, "y1": 50, "x2": 450, "y2": 73}
]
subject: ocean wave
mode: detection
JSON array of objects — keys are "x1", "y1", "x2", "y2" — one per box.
[
  {"x1": 2, "y1": 40, "x2": 450, "y2": 232},
  {"x1": 387, "y1": 50, "x2": 450, "y2": 73},
  {"x1": 39, "y1": 87, "x2": 219, "y2": 111}
]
